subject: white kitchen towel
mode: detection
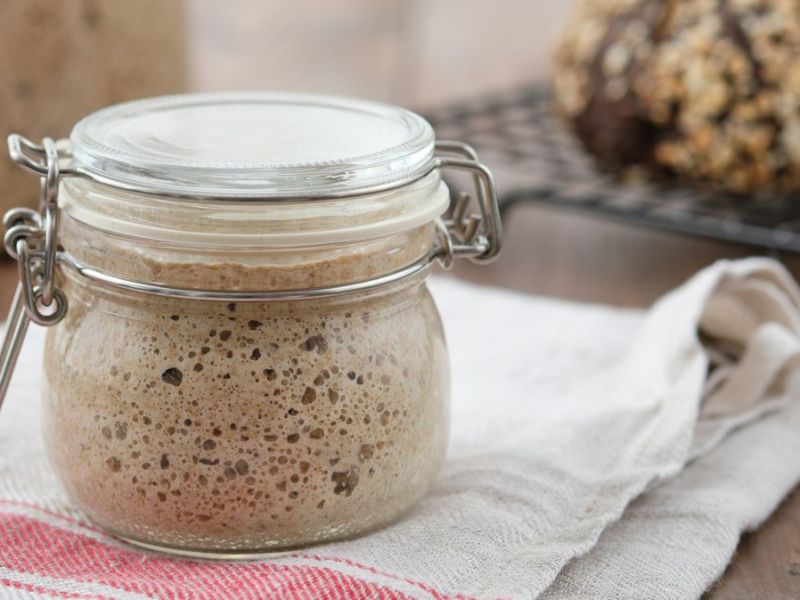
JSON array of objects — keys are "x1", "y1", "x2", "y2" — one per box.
[
  {"x1": 541, "y1": 372, "x2": 800, "y2": 600},
  {"x1": 0, "y1": 257, "x2": 798, "y2": 599}
]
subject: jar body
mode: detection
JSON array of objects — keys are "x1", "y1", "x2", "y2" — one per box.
[{"x1": 42, "y1": 267, "x2": 449, "y2": 554}]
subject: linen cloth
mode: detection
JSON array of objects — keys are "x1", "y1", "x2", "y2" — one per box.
[{"x1": 0, "y1": 257, "x2": 799, "y2": 599}]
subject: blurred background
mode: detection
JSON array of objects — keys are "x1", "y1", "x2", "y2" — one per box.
[
  {"x1": 2, "y1": 0, "x2": 799, "y2": 311},
  {"x1": 188, "y1": 0, "x2": 566, "y2": 106},
  {"x1": 1, "y1": 0, "x2": 567, "y2": 119}
]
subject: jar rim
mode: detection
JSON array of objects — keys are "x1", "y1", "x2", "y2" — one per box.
[
  {"x1": 60, "y1": 172, "x2": 449, "y2": 248},
  {"x1": 69, "y1": 92, "x2": 437, "y2": 200}
]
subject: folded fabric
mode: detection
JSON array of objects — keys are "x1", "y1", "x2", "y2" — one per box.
[
  {"x1": 0, "y1": 257, "x2": 797, "y2": 599},
  {"x1": 541, "y1": 372, "x2": 800, "y2": 600}
]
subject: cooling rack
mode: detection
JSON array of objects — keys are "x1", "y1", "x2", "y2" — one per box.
[{"x1": 426, "y1": 86, "x2": 800, "y2": 252}]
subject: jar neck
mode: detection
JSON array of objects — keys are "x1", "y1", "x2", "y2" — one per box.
[
  {"x1": 56, "y1": 171, "x2": 445, "y2": 292},
  {"x1": 59, "y1": 213, "x2": 437, "y2": 293},
  {"x1": 59, "y1": 171, "x2": 447, "y2": 249}
]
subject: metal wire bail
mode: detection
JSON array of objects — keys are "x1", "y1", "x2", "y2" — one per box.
[
  {"x1": 433, "y1": 141, "x2": 503, "y2": 269},
  {"x1": 5, "y1": 136, "x2": 68, "y2": 325},
  {"x1": 0, "y1": 136, "x2": 69, "y2": 412},
  {"x1": 0, "y1": 133, "x2": 502, "y2": 412}
]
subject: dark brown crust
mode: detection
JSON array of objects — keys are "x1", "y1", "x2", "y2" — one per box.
[
  {"x1": 571, "y1": 1, "x2": 665, "y2": 174},
  {"x1": 554, "y1": 0, "x2": 800, "y2": 195}
]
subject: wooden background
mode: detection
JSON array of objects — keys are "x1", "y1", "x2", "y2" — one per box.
[{"x1": 2, "y1": 0, "x2": 799, "y2": 597}]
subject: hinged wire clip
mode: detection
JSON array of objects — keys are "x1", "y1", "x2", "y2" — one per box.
[{"x1": 0, "y1": 135, "x2": 502, "y2": 412}]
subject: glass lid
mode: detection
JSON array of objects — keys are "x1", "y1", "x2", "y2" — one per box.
[{"x1": 69, "y1": 92, "x2": 436, "y2": 199}]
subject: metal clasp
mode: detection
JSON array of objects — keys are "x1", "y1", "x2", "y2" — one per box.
[
  {"x1": 433, "y1": 141, "x2": 502, "y2": 269},
  {"x1": 0, "y1": 135, "x2": 502, "y2": 411},
  {"x1": 0, "y1": 136, "x2": 68, "y2": 410}
]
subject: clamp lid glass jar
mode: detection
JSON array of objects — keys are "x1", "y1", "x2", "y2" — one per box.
[{"x1": 0, "y1": 93, "x2": 501, "y2": 556}]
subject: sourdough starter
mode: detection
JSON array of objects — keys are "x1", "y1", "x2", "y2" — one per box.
[{"x1": 42, "y1": 233, "x2": 449, "y2": 552}]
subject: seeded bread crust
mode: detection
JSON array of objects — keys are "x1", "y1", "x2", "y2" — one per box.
[{"x1": 554, "y1": 0, "x2": 800, "y2": 195}]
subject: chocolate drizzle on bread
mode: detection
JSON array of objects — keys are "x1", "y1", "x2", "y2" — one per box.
[{"x1": 554, "y1": 0, "x2": 800, "y2": 194}]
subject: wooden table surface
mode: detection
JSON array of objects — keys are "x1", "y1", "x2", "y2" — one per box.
[{"x1": 0, "y1": 203, "x2": 798, "y2": 597}]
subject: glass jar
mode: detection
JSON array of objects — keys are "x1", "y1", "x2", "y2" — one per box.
[{"x1": 0, "y1": 93, "x2": 501, "y2": 556}]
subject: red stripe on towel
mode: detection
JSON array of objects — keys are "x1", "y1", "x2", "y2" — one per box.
[{"x1": 0, "y1": 509, "x2": 433, "y2": 599}]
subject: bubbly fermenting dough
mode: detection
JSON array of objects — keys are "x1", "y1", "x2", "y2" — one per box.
[{"x1": 43, "y1": 223, "x2": 449, "y2": 553}]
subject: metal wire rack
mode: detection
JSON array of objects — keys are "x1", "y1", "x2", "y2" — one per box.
[{"x1": 426, "y1": 85, "x2": 800, "y2": 253}]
